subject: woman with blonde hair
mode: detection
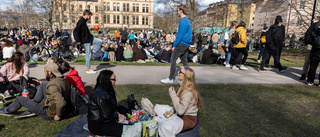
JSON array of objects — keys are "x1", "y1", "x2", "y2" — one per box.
[
  {"x1": 159, "y1": 67, "x2": 202, "y2": 136},
  {"x1": 123, "y1": 44, "x2": 133, "y2": 62}
]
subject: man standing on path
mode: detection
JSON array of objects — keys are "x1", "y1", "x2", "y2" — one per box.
[
  {"x1": 73, "y1": 10, "x2": 103, "y2": 74},
  {"x1": 161, "y1": 5, "x2": 192, "y2": 84}
]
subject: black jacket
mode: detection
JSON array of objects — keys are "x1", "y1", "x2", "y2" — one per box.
[
  {"x1": 87, "y1": 87, "x2": 118, "y2": 123},
  {"x1": 201, "y1": 49, "x2": 220, "y2": 64},
  {"x1": 74, "y1": 17, "x2": 93, "y2": 44},
  {"x1": 305, "y1": 21, "x2": 320, "y2": 60},
  {"x1": 269, "y1": 23, "x2": 285, "y2": 42},
  {"x1": 115, "y1": 46, "x2": 124, "y2": 61}
]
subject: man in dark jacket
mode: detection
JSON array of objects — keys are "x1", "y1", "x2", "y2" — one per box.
[
  {"x1": 201, "y1": 45, "x2": 221, "y2": 64},
  {"x1": 265, "y1": 16, "x2": 286, "y2": 67},
  {"x1": 305, "y1": 21, "x2": 320, "y2": 86},
  {"x1": 259, "y1": 16, "x2": 286, "y2": 72},
  {"x1": 120, "y1": 27, "x2": 128, "y2": 44},
  {"x1": 73, "y1": 10, "x2": 103, "y2": 74}
]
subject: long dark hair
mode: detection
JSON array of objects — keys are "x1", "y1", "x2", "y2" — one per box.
[
  {"x1": 6, "y1": 52, "x2": 24, "y2": 74},
  {"x1": 95, "y1": 70, "x2": 115, "y2": 96},
  {"x1": 54, "y1": 58, "x2": 74, "y2": 74}
]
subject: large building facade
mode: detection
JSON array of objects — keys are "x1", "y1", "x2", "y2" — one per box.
[{"x1": 52, "y1": 0, "x2": 154, "y2": 30}]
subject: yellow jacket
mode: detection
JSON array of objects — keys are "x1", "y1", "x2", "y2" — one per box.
[{"x1": 234, "y1": 27, "x2": 247, "y2": 48}]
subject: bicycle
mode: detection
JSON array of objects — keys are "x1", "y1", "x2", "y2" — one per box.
[{"x1": 29, "y1": 42, "x2": 79, "y2": 63}]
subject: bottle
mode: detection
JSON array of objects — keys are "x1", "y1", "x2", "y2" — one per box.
[
  {"x1": 22, "y1": 86, "x2": 29, "y2": 98},
  {"x1": 145, "y1": 127, "x2": 149, "y2": 137}
]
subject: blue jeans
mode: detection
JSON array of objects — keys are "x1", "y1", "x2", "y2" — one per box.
[
  {"x1": 82, "y1": 38, "x2": 103, "y2": 69},
  {"x1": 226, "y1": 46, "x2": 234, "y2": 64},
  {"x1": 249, "y1": 44, "x2": 253, "y2": 52},
  {"x1": 258, "y1": 44, "x2": 265, "y2": 60}
]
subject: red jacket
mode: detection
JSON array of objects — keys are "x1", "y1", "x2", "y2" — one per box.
[{"x1": 64, "y1": 69, "x2": 86, "y2": 96}]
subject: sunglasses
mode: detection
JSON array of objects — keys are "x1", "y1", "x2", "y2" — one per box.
[
  {"x1": 111, "y1": 76, "x2": 117, "y2": 81},
  {"x1": 178, "y1": 71, "x2": 184, "y2": 75}
]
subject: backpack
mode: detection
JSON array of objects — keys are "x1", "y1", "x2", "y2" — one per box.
[
  {"x1": 311, "y1": 28, "x2": 320, "y2": 48},
  {"x1": 260, "y1": 36, "x2": 266, "y2": 43},
  {"x1": 231, "y1": 31, "x2": 240, "y2": 44}
]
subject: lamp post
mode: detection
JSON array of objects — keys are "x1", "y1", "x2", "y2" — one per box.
[{"x1": 311, "y1": 0, "x2": 317, "y2": 25}]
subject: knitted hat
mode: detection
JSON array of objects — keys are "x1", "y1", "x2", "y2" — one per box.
[{"x1": 44, "y1": 63, "x2": 63, "y2": 77}]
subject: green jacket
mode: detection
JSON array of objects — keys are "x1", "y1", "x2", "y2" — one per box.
[
  {"x1": 44, "y1": 76, "x2": 71, "y2": 118},
  {"x1": 123, "y1": 50, "x2": 133, "y2": 58}
]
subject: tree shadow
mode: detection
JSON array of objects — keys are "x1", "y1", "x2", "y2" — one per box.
[{"x1": 0, "y1": 124, "x2": 5, "y2": 131}]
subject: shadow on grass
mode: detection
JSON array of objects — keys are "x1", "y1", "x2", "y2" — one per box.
[{"x1": 0, "y1": 124, "x2": 5, "y2": 131}]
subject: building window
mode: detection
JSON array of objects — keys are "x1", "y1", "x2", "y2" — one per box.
[
  {"x1": 113, "y1": 3, "x2": 116, "y2": 11},
  {"x1": 63, "y1": 16, "x2": 67, "y2": 23},
  {"x1": 63, "y1": 4, "x2": 66, "y2": 11},
  {"x1": 72, "y1": 16, "x2": 75, "y2": 23},
  {"x1": 127, "y1": 16, "x2": 129, "y2": 24},
  {"x1": 132, "y1": 16, "x2": 135, "y2": 24},
  {"x1": 114, "y1": 15, "x2": 116, "y2": 24},
  {"x1": 79, "y1": 5, "x2": 82, "y2": 12},
  {"x1": 127, "y1": 4, "x2": 129, "y2": 12},
  {"x1": 95, "y1": 6, "x2": 98, "y2": 12},
  {"x1": 299, "y1": 0, "x2": 305, "y2": 9},
  {"x1": 133, "y1": 4, "x2": 136, "y2": 12},
  {"x1": 87, "y1": 5, "x2": 90, "y2": 10},
  {"x1": 56, "y1": 15, "x2": 59, "y2": 22},
  {"x1": 117, "y1": 3, "x2": 120, "y2": 11},
  {"x1": 103, "y1": 15, "x2": 106, "y2": 23},
  {"x1": 143, "y1": 4, "x2": 145, "y2": 12},
  {"x1": 123, "y1": 3, "x2": 126, "y2": 12},
  {"x1": 107, "y1": 15, "x2": 110, "y2": 23},
  {"x1": 136, "y1": 4, "x2": 139, "y2": 12},
  {"x1": 71, "y1": 5, "x2": 74, "y2": 11},
  {"x1": 123, "y1": 16, "x2": 126, "y2": 25},
  {"x1": 142, "y1": 17, "x2": 145, "y2": 25},
  {"x1": 95, "y1": 17, "x2": 99, "y2": 24},
  {"x1": 136, "y1": 16, "x2": 139, "y2": 24},
  {"x1": 146, "y1": 4, "x2": 149, "y2": 12},
  {"x1": 297, "y1": 17, "x2": 303, "y2": 26},
  {"x1": 107, "y1": 3, "x2": 110, "y2": 11},
  {"x1": 146, "y1": 16, "x2": 148, "y2": 25},
  {"x1": 103, "y1": 3, "x2": 106, "y2": 11},
  {"x1": 117, "y1": 15, "x2": 119, "y2": 24}
]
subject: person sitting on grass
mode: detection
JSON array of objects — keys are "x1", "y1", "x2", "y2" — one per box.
[
  {"x1": 158, "y1": 67, "x2": 202, "y2": 136},
  {"x1": 115, "y1": 43, "x2": 124, "y2": 61},
  {"x1": 108, "y1": 43, "x2": 116, "y2": 61},
  {"x1": 0, "y1": 52, "x2": 29, "y2": 99},
  {"x1": 123, "y1": 44, "x2": 133, "y2": 62},
  {"x1": 201, "y1": 45, "x2": 221, "y2": 64},
  {"x1": 0, "y1": 63, "x2": 72, "y2": 121},
  {"x1": 2, "y1": 40, "x2": 16, "y2": 60},
  {"x1": 87, "y1": 70, "x2": 127, "y2": 136},
  {"x1": 93, "y1": 43, "x2": 109, "y2": 61},
  {"x1": 132, "y1": 44, "x2": 145, "y2": 62},
  {"x1": 160, "y1": 44, "x2": 172, "y2": 63}
]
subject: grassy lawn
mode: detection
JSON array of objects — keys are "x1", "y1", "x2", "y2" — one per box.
[{"x1": 1, "y1": 84, "x2": 320, "y2": 137}]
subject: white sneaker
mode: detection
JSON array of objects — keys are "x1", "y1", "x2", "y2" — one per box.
[
  {"x1": 232, "y1": 65, "x2": 239, "y2": 70},
  {"x1": 240, "y1": 65, "x2": 248, "y2": 71},
  {"x1": 257, "y1": 60, "x2": 261, "y2": 63},
  {"x1": 161, "y1": 78, "x2": 174, "y2": 84},
  {"x1": 223, "y1": 61, "x2": 226, "y2": 65},
  {"x1": 86, "y1": 70, "x2": 97, "y2": 74},
  {"x1": 225, "y1": 64, "x2": 231, "y2": 68}
]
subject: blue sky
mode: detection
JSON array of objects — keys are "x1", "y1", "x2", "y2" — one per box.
[{"x1": 0, "y1": 0, "x2": 223, "y2": 12}]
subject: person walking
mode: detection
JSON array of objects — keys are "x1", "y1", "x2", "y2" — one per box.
[
  {"x1": 161, "y1": 5, "x2": 192, "y2": 84},
  {"x1": 73, "y1": 10, "x2": 103, "y2": 74},
  {"x1": 257, "y1": 26, "x2": 268, "y2": 63},
  {"x1": 230, "y1": 21, "x2": 249, "y2": 70},
  {"x1": 225, "y1": 21, "x2": 238, "y2": 68},
  {"x1": 305, "y1": 21, "x2": 320, "y2": 86}
]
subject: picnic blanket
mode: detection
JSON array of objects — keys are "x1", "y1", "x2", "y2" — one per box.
[{"x1": 54, "y1": 114, "x2": 114, "y2": 137}]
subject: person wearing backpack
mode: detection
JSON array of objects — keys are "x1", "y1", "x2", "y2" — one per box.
[
  {"x1": 225, "y1": 21, "x2": 238, "y2": 68},
  {"x1": 257, "y1": 26, "x2": 268, "y2": 63},
  {"x1": 230, "y1": 21, "x2": 249, "y2": 70},
  {"x1": 305, "y1": 21, "x2": 320, "y2": 86}
]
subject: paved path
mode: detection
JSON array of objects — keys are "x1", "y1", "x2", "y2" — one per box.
[{"x1": 26, "y1": 64, "x2": 316, "y2": 85}]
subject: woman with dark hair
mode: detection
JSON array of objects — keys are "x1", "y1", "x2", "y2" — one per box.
[
  {"x1": 225, "y1": 21, "x2": 238, "y2": 68},
  {"x1": 230, "y1": 20, "x2": 249, "y2": 70},
  {"x1": 0, "y1": 52, "x2": 29, "y2": 98},
  {"x1": 132, "y1": 44, "x2": 144, "y2": 62},
  {"x1": 53, "y1": 58, "x2": 86, "y2": 96},
  {"x1": 87, "y1": 70, "x2": 127, "y2": 136}
]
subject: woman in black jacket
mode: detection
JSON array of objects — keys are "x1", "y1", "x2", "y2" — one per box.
[
  {"x1": 87, "y1": 70, "x2": 126, "y2": 136},
  {"x1": 201, "y1": 45, "x2": 221, "y2": 64}
]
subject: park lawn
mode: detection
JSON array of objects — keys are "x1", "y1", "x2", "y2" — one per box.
[{"x1": 1, "y1": 84, "x2": 320, "y2": 137}]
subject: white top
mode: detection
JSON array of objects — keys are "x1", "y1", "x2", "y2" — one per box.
[{"x1": 3, "y1": 47, "x2": 16, "y2": 59}]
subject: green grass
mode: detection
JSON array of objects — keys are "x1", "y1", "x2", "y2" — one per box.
[{"x1": 1, "y1": 84, "x2": 320, "y2": 136}]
